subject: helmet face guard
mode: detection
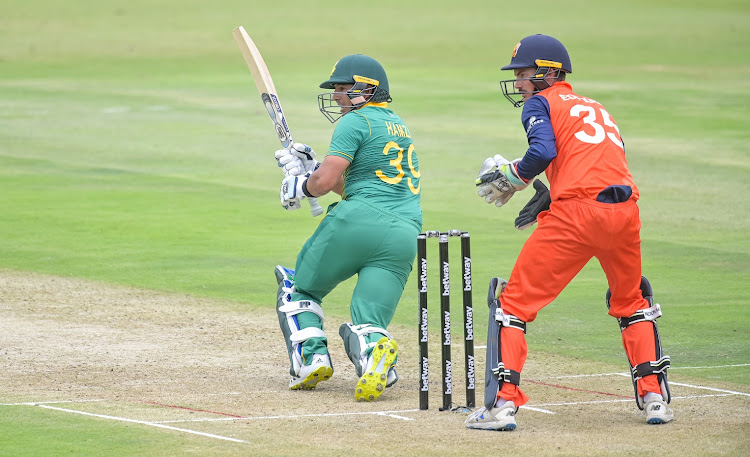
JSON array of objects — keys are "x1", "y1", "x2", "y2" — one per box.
[
  {"x1": 317, "y1": 75, "x2": 391, "y2": 123},
  {"x1": 500, "y1": 64, "x2": 563, "y2": 108}
]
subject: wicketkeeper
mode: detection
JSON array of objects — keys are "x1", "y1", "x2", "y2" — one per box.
[
  {"x1": 465, "y1": 34, "x2": 673, "y2": 431},
  {"x1": 273, "y1": 54, "x2": 422, "y2": 402}
]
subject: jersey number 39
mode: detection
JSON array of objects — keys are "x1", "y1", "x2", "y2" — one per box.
[{"x1": 376, "y1": 141, "x2": 421, "y2": 195}]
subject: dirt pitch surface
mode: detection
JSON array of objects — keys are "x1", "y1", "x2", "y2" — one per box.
[{"x1": 1, "y1": 270, "x2": 749, "y2": 456}]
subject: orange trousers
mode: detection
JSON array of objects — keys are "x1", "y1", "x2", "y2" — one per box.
[{"x1": 497, "y1": 198, "x2": 661, "y2": 406}]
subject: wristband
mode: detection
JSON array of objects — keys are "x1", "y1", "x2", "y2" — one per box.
[{"x1": 301, "y1": 179, "x2": 317, "y2": 198}]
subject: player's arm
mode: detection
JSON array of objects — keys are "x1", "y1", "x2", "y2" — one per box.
[
  {"x1": 306, "y1": 155, "x2": 349, "y2": 196},
  {"x1": 475, "y1": 96, "x2": 556, "y2": 207},
  {"x1": 515, "y1": 96, "x2": 556, "y2": 180}
]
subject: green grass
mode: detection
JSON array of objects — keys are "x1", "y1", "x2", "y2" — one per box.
[
  {"x1": 1, "y1": 0, "x2": 749, "y2": 453},
  {"x1": 0, "y1": 406, "x2": 172, "y2": 456}
]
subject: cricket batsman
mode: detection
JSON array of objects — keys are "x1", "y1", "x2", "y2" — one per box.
[
  {"x1": 273, "y1": 54, "x2": 422, "y2": 402},
  {"x1": 465, "y1": 34, "x2": 673, "y2": 430}
]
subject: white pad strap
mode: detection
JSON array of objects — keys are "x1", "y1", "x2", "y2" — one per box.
[
  {"x1": 290, "y1": 327, "x2": 326, "y2": 343},
  {"x1": 278, "y1": 299, "x2": 326, "y2": 376},
  {"x1": 279, "y1": 299, "x2": 325, "y2": 323},
  {"x1": 618, "y1": 303, "x2": 661, "y2": 330},
  {"x1": 349, "y1": 323, "x2": 391, "y2": 339},
  {"x1": 494, "y1": 309, "x2": 527, "y2": 333}
]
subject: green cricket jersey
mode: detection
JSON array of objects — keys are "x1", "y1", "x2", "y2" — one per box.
[{"x1": 328, "y1": 103, "x2": 422, "y2": 227}]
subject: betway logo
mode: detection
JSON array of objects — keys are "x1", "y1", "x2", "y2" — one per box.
[
  {"x1": 465, "y1": 305, "x2": 474, "y2": 340},
  {"x1": 421, "y1": 357, "x2": 429, "y2": 391},
  {"x1": 445, "y1": 360, "x2": 453, "y2": 394},
  {"x1": 443, "y1": 311, "x2": 451, "y2": 345},
  {"x1": 467, "y1": 354, "x2": 475, "y2": 389},
  {"x1": 463, "y1": 256, "x2": 471, "y2": 291},
  {"x1": 419, "y1": 258, "x2": 428, "y2": 293},
  {"x1": 441, "y1": 261, "x2": 450, "y2": 296},
  {"x1": 420, "y1": 308, "x2": 428, "y2": 343}
]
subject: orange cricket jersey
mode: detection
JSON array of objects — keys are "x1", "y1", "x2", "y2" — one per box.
[{"x1": 537, "y1": 82, "x2": 639, "y2": 202}]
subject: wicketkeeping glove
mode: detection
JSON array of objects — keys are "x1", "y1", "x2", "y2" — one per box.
[
  {"x1": 475, "y1": 155, "x2": 529, "y2": 208},
  {"x1": 515, "y1": 180, "x2": 551, "y2": 230}
]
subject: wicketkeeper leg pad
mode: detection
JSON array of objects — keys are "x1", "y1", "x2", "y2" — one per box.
[
  {"x1": 484, "y1": 277, "x2": 527, "y2": 410},
  {"x1": 607, "y1": 276, "x2": 671, "y2": 410},
  {"x1": 276, "y1": 265, "x2": 327, "y2": 377}
]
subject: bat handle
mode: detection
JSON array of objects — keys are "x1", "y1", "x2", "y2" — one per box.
[{"x1": 308, "y1": 197, "x2": 324, "y2": 217}]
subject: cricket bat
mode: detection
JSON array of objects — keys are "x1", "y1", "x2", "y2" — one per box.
[{"x1": 232, "y1": 26, "x2": 324, "y2": 217}]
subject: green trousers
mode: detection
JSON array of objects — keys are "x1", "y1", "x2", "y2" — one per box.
[{"x1": 290, "y1": 199, "x2": 420, "y2": 364}]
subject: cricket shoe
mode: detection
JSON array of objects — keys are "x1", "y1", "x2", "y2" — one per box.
[
  {"x1": 465, "y1": 402, "x2": 518, "y2": 431},
  {"x1": 355, "y1": 337, "x2": 398, "y2": 402},
  {"x1": 386, "y1": 367, "x2": 398, "y2": 387},
  {"x1": 289, "y1": 353, "x2": 333, "y2": 390},
  {"x1": 644, "y1": 398, "x2": 674, "y2": 424}
]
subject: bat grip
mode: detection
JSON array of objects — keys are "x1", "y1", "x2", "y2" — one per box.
[{"x1": 308, "y1": 197, "x2": 324, "y2": 217}]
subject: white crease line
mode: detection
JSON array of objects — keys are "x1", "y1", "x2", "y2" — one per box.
[
  {"x1": 35, "y1": 404, "x2": 249, "y2": 444},
  {"x1": 668, "y1": 381, "x2": 750, "y2": 397},
  {"x1": 1, "y1": 399, "x2": 104, "y2": 406},
  {"x1": 531, "y1": 393, "x2": 733, "y2": 408},
  {"x1": 537, "y1": 372, "x2": 628, "y2": 379},
  {"x1": 519, "y1": 405, "x2": 556, "y2": 414},
  {"x1": 608, "y1": 373, "x2": 750, "y2": 396},
  {"x1": 155, "y1": 409, "x2": 421, "y2": 424},
  {"x1": 375, "y1": 411, "x2": 415, "y2": 421}
]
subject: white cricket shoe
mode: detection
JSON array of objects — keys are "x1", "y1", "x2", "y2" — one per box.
[
  {"x1": 289, "y1": 353, "x2": 333, "y2": 390},
  {"x1": 355, "y1": 337, "x2": 398, "y2": 402},
  {"x1": 465, "y1": 402, "x2": 518, "y2": 431},
  {"x1": 644, "y1": 398, "x2": 674, "y2": 424}
]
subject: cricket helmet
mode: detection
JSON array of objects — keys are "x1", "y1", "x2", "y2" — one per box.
[
  {"x1": 501, "y1": 34, "x2": 572, "y2": 73},
  {"x1": 318, "y1": 54, "x2": 392, "y2": 123},
  {"x1": 500, "y1": 34, "x2": 572, "y2": 107}
]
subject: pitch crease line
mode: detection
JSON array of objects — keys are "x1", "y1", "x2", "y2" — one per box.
[
  {"x1": 35, "y1": 404, "x2": 249, "y2": 444},
  {"x1": 1, "y1": 399, "x2": 104, "y2": 406},
  {"x1": 155, "y1": 408, "x2": 421, "y2": 424},
  {"x1": 667, "y1": 381, "x2": 750, "y2": 397},
  {"x1": 671, "y1": 363, "x2": 750, "y2": 369},
  {"x1": 532, "y1": 393, "x2": 733, "y2": 408}
]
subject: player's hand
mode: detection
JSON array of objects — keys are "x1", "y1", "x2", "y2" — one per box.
[
  {"x1": 515, "y1": 180, "x2": 551, "y2": 230},
  {"x1": 275, "y1": 144, "x2": 319, "y2": 176},
  {"x1": 274, "y1": 150, "x2": 311, "y2": 177},
  {"x1": 275, "y1": 144, "x2": 318, "y2": 176},
  {"x1": 289, "y1": 143, "x2": 318, "y2": 172},
  {"x1": 279, "y1": 172, "x2": 310, "y2": 211},
  {"x1": 475, "y1": 155, "x2": 527, "y2": 208},
  {"x1": 476, "y1": 155, "x2": 511, "y2": 204}
]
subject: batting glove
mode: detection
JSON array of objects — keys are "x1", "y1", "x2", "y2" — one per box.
[
  {"x1": 280, "y1": 172, "x2": 311, "y2": 211},
  {"x1": 290, "y1": 143, "x2": 318, "y2": 171},
  {"x1": 275, "y1": 144, "x2": 319, "y2": 176}
]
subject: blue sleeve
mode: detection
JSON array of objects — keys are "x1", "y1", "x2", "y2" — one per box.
[{"x1": 515, "y1": 95, "x2": 556, "y2": 181}]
